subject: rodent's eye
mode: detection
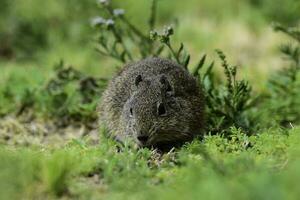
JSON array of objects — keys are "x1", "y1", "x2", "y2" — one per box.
[
  {"x1": 135, "y1": 74, "x2": 143, "y2": 86},
  {"x1": 157, "y1": 103, "x2": 167, "y2": 116},
  {"x1": 129, "y1": 108, "x2": 133, "y2": 117},
  {"x1": 160, "y1": 75, "x2": 173, "y2": 94}
]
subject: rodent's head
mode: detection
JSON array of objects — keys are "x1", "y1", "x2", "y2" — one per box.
[{"x1": 121, "y1": 74, "x2": 194, "y2": 148}]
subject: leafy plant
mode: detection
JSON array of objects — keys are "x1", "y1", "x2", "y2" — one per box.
[
  {"x1": 202, "y1": 50, "x2": 257, "y2": 135},
  {"x1": 260, "y1": 23, "x2": 300, "y2": 128},
  {"x1": 91, "y1": 0, "x2": 258, "y2": 136},
  {"x1": 92, "y1": 0, "x2": 164, "y2": 63},
  {"x1": 16, "y1": 61, "x2": 107, "y2": 127}
]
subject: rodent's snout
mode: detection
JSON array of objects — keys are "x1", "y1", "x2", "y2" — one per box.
[
  {"x1": 136, "y1": 131, "x2": 149, "y2": 145},
  {"x1": 137, "y1": 135, "x2": 149, "y2": 144}
]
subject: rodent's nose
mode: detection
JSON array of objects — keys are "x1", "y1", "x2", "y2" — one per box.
[{"x1": 137, "y1": 135, "x2": 149, "y2": 144}]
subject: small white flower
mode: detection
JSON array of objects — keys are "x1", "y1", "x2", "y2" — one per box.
[
  {"x1": 90, "y1": 17, "x2": 106, "y2": 27},
  {"x1": 98, "y1": 0, "x2": 110, "y2": 5},
  {"x1": 164, "y1": 26, "x2": 174, "y2": 36},
  {"x1": 113, "y1": 9, "x2": 125, "y2": 16},
  {"x1": 106, "y1": 19, "x2": 115, "y2": 27}
]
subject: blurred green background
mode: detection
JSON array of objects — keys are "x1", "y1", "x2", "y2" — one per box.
[{"x1": 1, "y1": 0, "x2": 299, "y2": 80}]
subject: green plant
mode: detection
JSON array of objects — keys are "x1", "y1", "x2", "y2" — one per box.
[
  {"x1": 202, "y1": 50, "x2": 257, "y2": 135},
  {"x1": 91, "y1": 0, "x2": 258, "y2": 136},
  {"x1": 92, "y1": 0, "x2": 164, "y2": 63},
  {"x1": 260, "y1": 23, "x2": 300, "y2": 128},
  {"x1": 15, "y1": 61, "x2": 107, "y2": 127}
]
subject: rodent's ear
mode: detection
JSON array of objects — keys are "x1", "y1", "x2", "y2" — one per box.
[
  {"x1": 160, "y1": 75, "x2": 172, "y2": 93},
  {"x1": 135, "y1": 74, "x2": 143, "y2": 86}
]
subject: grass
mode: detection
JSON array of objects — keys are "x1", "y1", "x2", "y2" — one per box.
[
  {"x1": 1, "y1": 0, "x2": 300, "y2": 199},
  {"x1": 1, "y1": 127, "x2": 300, "y2": 199}
]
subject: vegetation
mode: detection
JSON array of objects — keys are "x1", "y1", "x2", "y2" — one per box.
[{"x1": 0, "y1": 0, "x2": 300, "y2": 199}]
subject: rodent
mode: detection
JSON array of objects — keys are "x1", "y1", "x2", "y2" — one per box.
[{"x1": 98, "y1": 57, "x2": 205, "y2": 148}]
